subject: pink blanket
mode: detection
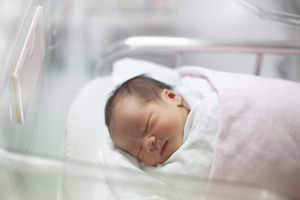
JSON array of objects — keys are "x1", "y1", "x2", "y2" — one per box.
[{"x1": 177, "y1": 66, "x2": 300, "y2": 200}]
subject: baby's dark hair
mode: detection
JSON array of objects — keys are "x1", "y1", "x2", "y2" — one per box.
[{"x1": 105, "y1": 75, "x2": 172, "y2": 128}]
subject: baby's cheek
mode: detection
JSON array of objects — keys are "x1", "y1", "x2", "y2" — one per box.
[{"x1": 161, "y1": 123, "x2": 174, "y2": 135}]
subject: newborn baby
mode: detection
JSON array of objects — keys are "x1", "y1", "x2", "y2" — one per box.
[{"x1": 105, "y1": 75, "x2": 190, "y2": 165}]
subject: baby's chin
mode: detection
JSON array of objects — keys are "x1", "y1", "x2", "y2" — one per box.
[
  {"x1": 141, "y1": 152, "x2": 174, "y2": 166},
  {"x1": 140, "y1": 158, "x2": 168, "y2": 167}
]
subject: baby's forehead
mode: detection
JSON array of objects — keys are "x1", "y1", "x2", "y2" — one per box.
[
  {"x1": 114, "y1": 93, "x2": 144, "y2": 108},
  {"x1": 112, "y1": 96, "x2": 143, "y2": 120},
  {"x1": 109, "y1": 97, "x2": 145, "y2": 143}
]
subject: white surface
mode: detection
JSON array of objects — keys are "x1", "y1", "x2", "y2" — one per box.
[{"x1": 112, "y1": 57, "x2": 181, "y2": 86}]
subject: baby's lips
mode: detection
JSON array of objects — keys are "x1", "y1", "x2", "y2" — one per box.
[
  {"x1": 158, "y1": 146, "x2": 163, "y2": 155},
  {"x1": 160, "y1": 141, "x2": 168, "y2": 156}
]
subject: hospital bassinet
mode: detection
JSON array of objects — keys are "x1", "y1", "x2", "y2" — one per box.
[{"x1": 1, "y1": 35, "x2": 300, "y2": 200}]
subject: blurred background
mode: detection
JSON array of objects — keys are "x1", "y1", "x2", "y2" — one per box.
[{"x1": 0, "y1": 0, "x2": 300, "y2": 199}]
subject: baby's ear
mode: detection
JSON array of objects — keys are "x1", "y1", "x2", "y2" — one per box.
[{"x1": 162, "y1": 89, "x2": 183, "y2": 106}]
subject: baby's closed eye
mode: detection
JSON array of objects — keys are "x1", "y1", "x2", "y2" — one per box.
[
  {"x1": 145, "y1": 114, "x2": 152, "y2": 133},
  {"x1": 137, "y1": 145, "x2": 142, "y2": 159}
]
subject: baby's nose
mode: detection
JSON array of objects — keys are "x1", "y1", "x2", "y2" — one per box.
[{"x1": 145, "y1": 136, "x2": 156, "y2": 153}]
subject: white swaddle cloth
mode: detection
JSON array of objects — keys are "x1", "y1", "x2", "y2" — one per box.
[{"x1": 140, "y1": 76, "x2": 219, "y2": 199}]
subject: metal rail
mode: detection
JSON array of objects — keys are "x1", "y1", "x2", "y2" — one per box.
[
  {"x1": 238, "y1": 0, "x2": 300, "y2": 26},
  {"x1": 95, "y1": 36, "x2": 300, "y2": 76}
]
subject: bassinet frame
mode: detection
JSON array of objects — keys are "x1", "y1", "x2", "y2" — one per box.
[
  {"x1": 2, "y1": 36, "x2": 300, "y2": 200},
  {"x1": 95, "y1": 36, "x2": 300, "y2": 77}
]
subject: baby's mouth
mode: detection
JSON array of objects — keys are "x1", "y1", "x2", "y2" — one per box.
[{"x1": 160, "y1": 141, "x2": 168, "y2": 156}]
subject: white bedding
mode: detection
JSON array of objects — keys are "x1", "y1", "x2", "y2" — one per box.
[
  {"x1": 67, "y1": 57, "x2": 300, "y2": 200},
  {"x1": 67, "y1": 58, "x2": 219, "y2": 199}
]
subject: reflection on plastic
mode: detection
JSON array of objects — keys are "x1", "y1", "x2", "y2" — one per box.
[{"x1": 12, "y1": 5, "x2": 44, "y2": 124}]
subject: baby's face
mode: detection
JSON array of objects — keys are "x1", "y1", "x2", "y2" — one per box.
[{"x1": 109, "y1": 89, "x2": 189, "y2": 166}]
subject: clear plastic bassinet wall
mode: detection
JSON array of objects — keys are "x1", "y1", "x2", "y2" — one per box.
[
  {"x1": 0, "y1": 0, "x2": 89, "y2": 199},
  {"x1": 0, "y1": 0, "x2": 300, "y2": 200}
]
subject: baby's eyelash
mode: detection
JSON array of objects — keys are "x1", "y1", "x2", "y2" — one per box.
[
  {"x1": 145, "y1": 114, "x2": 152, "y2": 133},
  {"x1": 145, "y1": 123, "x2": 149, "y2": 133},
  {"x1": 137, "y1": 146, "x2": 142, "y2": 159}
]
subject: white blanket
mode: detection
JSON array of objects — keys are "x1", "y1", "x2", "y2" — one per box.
[{"x1": 97, "y1": 77, "x2": 219, "y2": 200}]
